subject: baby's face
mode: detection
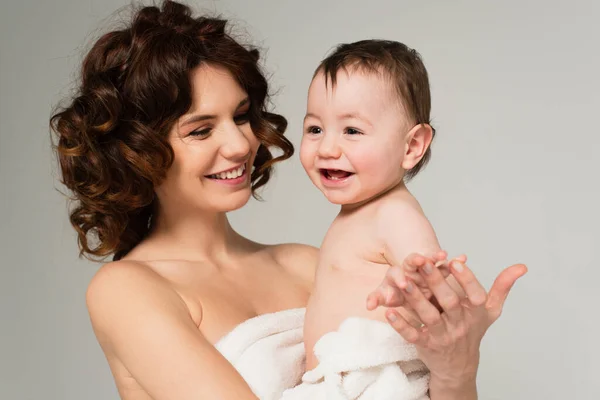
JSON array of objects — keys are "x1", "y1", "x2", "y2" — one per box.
[{"x1": 300, "y1": 69, "x2": 410, "y2": 206}]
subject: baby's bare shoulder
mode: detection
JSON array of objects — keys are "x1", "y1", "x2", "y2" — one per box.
[
  {"x1": 374, "y1": 194, "x2": 429, "y2": 226},
  {"x1": 374, "y1": 195, "x2": 438, "y2": 250}
]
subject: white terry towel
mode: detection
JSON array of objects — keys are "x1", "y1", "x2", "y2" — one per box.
[
  {"x1": 281, "y1": 317, "x2": 430, "y2": 400},
  {"x1": 215, "y1": 308, "x2": 306, "y2": 400}
]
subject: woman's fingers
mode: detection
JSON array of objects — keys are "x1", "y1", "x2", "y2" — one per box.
[
  {"x1": 485, "y1": 263, "x2": 528, "y2": 320},
  {"x1": 385, "y1": 309, "x2": 423, "y2": 344},
  {"x1": 401, "y1": 280, "x2": 447, "y2": 336},
  {"x1": 453, "y1": 254, "x2": 467, "y2": 264},
  {"x1": 417, "y1": 259, "x2": 463, "y2": 321},
  {"x1": 449, "y1": 261, "x2": 489, "y2": 307}
]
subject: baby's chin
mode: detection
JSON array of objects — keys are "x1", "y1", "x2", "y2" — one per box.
[
  {"x1": 308, "y1": 175, "x2": 369, "y2": 206},
  {"x1": 321, "y1": 188, "x2": 391, "y2": 209},
  {"x1": 321, "y1": 190, "x2": 364, "y2": 206}
]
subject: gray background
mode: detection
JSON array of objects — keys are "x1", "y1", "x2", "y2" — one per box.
[{"x1": 1, "y1": 0, "x2": 599, "y2": 399}]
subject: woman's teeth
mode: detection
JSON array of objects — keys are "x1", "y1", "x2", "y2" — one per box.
[{"x1": 209, "y1": 164, "x2": 246, "y2": 180}]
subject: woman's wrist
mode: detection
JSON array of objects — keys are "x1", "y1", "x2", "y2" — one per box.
[{"x1": 428, "y1": 375, "x2": 478, "y2": 400}]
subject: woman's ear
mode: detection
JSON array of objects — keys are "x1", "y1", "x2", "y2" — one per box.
[{"x1": 402, "y1": 123, "x2": 433, "y2": 170}]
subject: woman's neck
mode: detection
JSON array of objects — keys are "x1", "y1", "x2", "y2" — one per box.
[{"x1": 142, "y1": 205, "x2": 243, "y2": 262}]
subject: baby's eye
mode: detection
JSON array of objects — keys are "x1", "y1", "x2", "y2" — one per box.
[
  {"x1": 306, "y1": 126, "x2": 322, "y2": 134},
  {"x1": 345, "y1": 127, "x2": 362, "y2": 135}
]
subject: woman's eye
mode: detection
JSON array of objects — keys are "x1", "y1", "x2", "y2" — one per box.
[
  {"x1": 345, "y1": 127, "x2": 362, "y2": 135},
  {"x1": 306, "y1": 126, "x2": 322, "y2": 134},
  {"x1": 234, "y1": 112, "x2": 250, "y2": 125},
  {"x1": 188, "y1": 128, "x2": 212, "y2": 138}
]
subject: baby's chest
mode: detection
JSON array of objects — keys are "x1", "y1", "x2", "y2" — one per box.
[{"x1": 319, "y1": 221, "x2": 387, "y2": 268}]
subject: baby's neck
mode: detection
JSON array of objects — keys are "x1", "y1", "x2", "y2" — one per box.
[{"x1": 340, "y1": 181, "x2": 410, "y2": 215}]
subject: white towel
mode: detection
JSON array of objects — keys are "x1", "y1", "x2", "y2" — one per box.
[
  {"x1": 215, "y1": 308, "x2": 306, "y2": 400},
  {"x1": 215, "y1": 308, "x2": 429, "y2": 400},
  {"x1": 281, "y1": 317, "x2": 430, "y2": 400}
]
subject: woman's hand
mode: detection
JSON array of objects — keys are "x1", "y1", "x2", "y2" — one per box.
[
  {"x1": 366, "y1": 252, "x2": 467, "y2": 310},
  {"x1": 381, "y1": 258, "x2": 527, "y2": 399}
]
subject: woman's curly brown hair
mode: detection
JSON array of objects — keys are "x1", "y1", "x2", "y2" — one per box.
[{"x1": 50, "y1": 0, "x2": 294, "y2": 261}]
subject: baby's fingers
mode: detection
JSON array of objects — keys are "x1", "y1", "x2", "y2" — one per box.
[
  {"x1": 402, "y1": 253, "x2": 428, "y2": 274},
  {"x1": 367, "y1": 282, "x2": 407, "y2": 310},
  {"x1": 366, "y1": 290, "x2": 384, "y2": 310},
  {"x1": 431, "y1": 250, "x2": 448, "y2": 265}
]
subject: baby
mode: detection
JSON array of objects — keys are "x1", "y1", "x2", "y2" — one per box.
[{"x1": 283, "y1": 40, "x2": 462, "y2": 399}]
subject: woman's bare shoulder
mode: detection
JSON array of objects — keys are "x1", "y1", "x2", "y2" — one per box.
[
  {"x1": 87, "y1": 259, "x2": 175, "y2": 298},
  {"x1": 85, "y1": 259, "x2": 260, "y2": 400},
  {"x1": 86, "y1": 260, "x2": 203, "y2": 334}
]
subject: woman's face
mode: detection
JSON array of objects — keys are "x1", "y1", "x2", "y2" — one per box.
[{"x1": 155, "y1": 64, "x2": 260, "y2": 214}]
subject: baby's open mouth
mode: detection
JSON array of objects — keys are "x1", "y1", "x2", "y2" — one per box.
[{"x1": 320, "y1": 169, "x2": 354, "y2": 180}]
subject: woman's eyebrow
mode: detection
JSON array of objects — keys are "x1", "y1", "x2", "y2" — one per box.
[{"x1": 181, "y1": 98, "x2": 250, "y2": 127}]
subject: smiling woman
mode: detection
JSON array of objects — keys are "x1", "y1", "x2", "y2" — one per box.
[
  {"x1": 49, "y1": 2, "x2": 311, "y2": 399},
  {"x1": 50, "y1": 5, "x2": 293, "y2": 261}
]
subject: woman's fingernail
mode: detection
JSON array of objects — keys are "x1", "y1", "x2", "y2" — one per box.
[
  {"x1": 452, "y1": 261, "x2": 464, "y2": 273},
  {"x1": 387, "y1": 312, "x2": 397, "y2": 322},
  {"x1": 405, "y1": 281, "x2": 414, "y2": 293},
  {"x1": 423, "y1": 263, "x2": 433, "y2": 275}
]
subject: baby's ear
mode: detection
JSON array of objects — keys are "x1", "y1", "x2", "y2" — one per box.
[{"x1": 402, "y1": 123, "x2": 433, "y2": 170}]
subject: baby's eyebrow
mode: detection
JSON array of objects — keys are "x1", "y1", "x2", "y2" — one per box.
[{"x1": 338, "y1": 112, "x2": 373, "y2": 128}]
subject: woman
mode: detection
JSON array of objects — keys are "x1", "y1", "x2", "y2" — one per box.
[{"x1": 50, "y1": 1, "x2": 526, "y2": 399}]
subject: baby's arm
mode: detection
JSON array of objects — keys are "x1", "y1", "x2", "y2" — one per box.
[{"x1": 366, "y1": 202, "x2": 454, "y2": 310}]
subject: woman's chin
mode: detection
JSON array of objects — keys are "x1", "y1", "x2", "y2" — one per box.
[{"x1": 215, "y1": 190, "x2": 253, "y2": 213}]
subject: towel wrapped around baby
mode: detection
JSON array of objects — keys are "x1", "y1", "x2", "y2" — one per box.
[{"x1": 215, "y1": 308, "x2": 429, "y2": 400}]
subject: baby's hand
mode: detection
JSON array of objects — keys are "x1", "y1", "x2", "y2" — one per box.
[{"x1": 366, "y1": 251, "x2": 466, "y2": 310}]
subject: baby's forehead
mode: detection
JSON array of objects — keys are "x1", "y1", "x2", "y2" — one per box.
[{"x1": 311, "y1": 68, "x2": 406, "y2": 114}]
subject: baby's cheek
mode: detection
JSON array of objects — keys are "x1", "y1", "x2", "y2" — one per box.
[
  {"x1": 299, "y1": 143, "x2": 314, "y2": 172},
  {"x1": 350, "y1": 149, "x2": 381, "y2": 175},
  {"x1": 361, "y1": 142, "x2": 397, "y2": 170}
]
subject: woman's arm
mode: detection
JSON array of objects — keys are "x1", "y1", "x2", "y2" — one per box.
[
  {"x1": 381, "y1": 259, "x2": 527, "y2": 400},
  {"x1": 86, "y1": 261, "x2": 259, "y2": 400},
  {"x1": 428, "y1": 377, "x2": 478, "y2": 400}
]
